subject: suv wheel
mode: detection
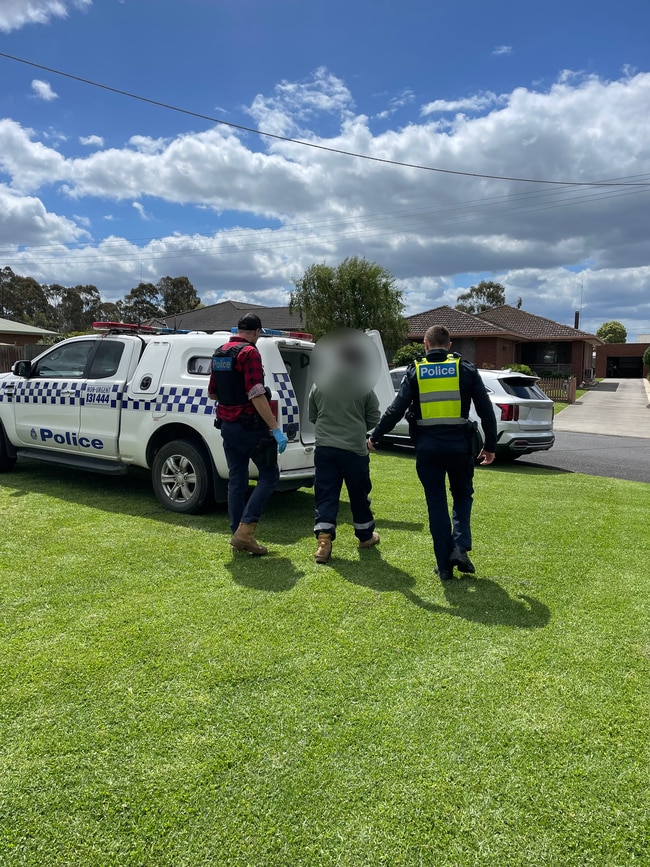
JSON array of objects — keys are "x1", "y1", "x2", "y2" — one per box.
[{"x1": 152, "y1": 440, "x2": 211, "y2": 514}]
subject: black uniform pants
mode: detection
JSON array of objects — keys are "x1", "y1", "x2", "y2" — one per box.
[
  {"x1": 313, "y1": 446, "x2": 375, "y2": 543},
  {"x1": 415, "y1": 447, "x2": 475, "y2": 570}
]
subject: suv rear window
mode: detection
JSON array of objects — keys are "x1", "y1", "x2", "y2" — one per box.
[{"x1": 499, "y1": 377, "x2": 547, "y2": 399}]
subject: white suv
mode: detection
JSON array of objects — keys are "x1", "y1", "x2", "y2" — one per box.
[{"x1": 386, "y1": 366, "x2": 555, "y2": 460}]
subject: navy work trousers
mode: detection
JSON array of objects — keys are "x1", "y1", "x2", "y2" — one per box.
[
  {"x1": 314, "y1": 446, "x2": 375, "y2": 543},
  {"x1": 220, "y1": 421, "x2": 280, "y2": 533},
  {"x1": 415, "y1": 447, "x2": 475, "y2": 571}
]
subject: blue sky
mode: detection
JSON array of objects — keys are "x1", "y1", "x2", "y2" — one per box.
[{"x1": 1, "y1": 0, "x2": 649, "y2": 336}]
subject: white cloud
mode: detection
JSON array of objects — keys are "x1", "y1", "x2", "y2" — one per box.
[
  {"x1": 0, "y1": 0, "x2": 91, "y2": 33},
  {"x1": 0, "y1": 183, "x2": 87, "y2": 246},
  {"x1": 246, "y1": 67, "x2": 354, "y2": 136},
  {"x1": 492, "y1": 45, "x2": 513, "y2": 56},
  {"x1": 128, "y1": 135, "x2": 168, "y2": 154},
  {"x1": 31, "y1": 79, "x2": 58, "y2": 101},
  {"x1": 421, "y1": 91, "x2": 506, "y2": 115},
  {"x1": 374, "y1": 88, "x2": 416, "y2": 120},
  {"x1": 2, "y1": 69, "x2": 650, "y2": 333},
  {"x1": 79, "y1": 134, "x2": 104, "y2": 148},
  {"x1": 132, "y1": 201, "x2": 151, "y2": 220}
]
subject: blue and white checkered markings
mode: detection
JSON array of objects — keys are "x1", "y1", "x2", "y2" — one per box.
[
  {"x1": 122, "y1": 385, "x2": 213, "y2": 415},
  {"x1": 1, "y1": 380, "x2": 81, "y2": 405},
  {"x1": 0, "y1": 378, "x2": 296, "y2": 425},
  {"x1": 273, "y1": 372, "x2": 300, "y2": 434},
  {"x1": 0, "y1": 380, "x2": 127, "y2": 408}
]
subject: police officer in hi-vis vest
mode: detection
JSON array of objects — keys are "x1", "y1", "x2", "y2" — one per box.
[{"x1": 368, "y1": 324, "x2": 496, "y2": 580}]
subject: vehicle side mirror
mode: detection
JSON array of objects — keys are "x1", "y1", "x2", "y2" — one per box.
[{"x1": 12, "y1": 360, "x2": 32, "y2": 378}]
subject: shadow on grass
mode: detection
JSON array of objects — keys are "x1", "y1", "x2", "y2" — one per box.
[
  {"x1": 224, "y1": 553, "x2": 305, "y2": 592},
  {"x1": 3, "y1": 460, "x2": 231, "y2": 528},
  {"x1": 492, "y1": 461, "x2": 573, "y2": 476},
  {"x1": 4, "y1": 460, "x2": 318, "y2": 537},
  {"x1": 267, "y1": 493, "x2": 426, "y2": 540},
  {"x1": 331, "y1": 548, "x2": 550, "y2": 629}
]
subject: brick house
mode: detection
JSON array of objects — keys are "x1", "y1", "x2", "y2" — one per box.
[
  {"x1": 0, "y1": 317, "x2": 59, "y2": 371},
  {"x1": 406, "y1": 305, "x2": 601, "y2": 380}
]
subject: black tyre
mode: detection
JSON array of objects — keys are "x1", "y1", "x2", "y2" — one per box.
[
  {"x1": 0, "y1": 428, "x2": 16, "y2": 473},
  {"x1": 151, "y1": 439, "x2": 212, "y2": 514}
]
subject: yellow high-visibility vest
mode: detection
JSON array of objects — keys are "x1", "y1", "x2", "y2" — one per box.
[{"x1": 415, "y1": 355, "x2": 465, "y2": 426}]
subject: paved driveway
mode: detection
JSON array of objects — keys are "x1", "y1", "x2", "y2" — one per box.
[
  {"x1": 553, "y1": 378, "x2": 650, "y2": 438},
  {"x1": 518, "y1": 378, "x2": 650, "y2": 483}
]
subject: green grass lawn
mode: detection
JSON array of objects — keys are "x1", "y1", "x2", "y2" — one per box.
[{"x1": 1, "y1": 453, "x2": 649, "y2": 866}]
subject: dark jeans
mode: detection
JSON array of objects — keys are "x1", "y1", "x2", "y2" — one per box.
[
  {"x1": 314, "y1": 446, "x2": 375, "y2": 543},
  {"x1": 415, "y1": 447, "x2": 475, "y2": 570},
  {"x1": 220, "y1": 421, "x2": 279, "y2": 533}
]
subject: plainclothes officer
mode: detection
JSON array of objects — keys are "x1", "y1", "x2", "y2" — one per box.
[
  {"x1": 208, "y1": 312, "x2": 288, "y2": 555},
  {"x1": 368, "y1": 324, "x2": 496, "y2": 580},
  {"x1": 309, "y1": 331, "x2": 381, "y2": 564}
]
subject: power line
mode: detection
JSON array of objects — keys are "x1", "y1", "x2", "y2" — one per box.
[
  {"x1": 1, "y1": 171, "x2": 648, "y2": 261},
  {"x1": 2, "y1": 51, "x2": 650, "y2": 188},
  {"x1": 8, "y1": 182, "x2": 648, "y2": 269}
]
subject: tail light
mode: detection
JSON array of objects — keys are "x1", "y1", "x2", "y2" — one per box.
[{"x1": 496, "y1": 403, "x2": 519, "y2": 421}]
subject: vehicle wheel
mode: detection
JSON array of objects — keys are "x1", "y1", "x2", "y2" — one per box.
[
  {"x1": 0, "y1": 430, "x2": 16, "y2": 473},
  {"x1": 152, "y1": 440, "x2": 212, "y2": 514}
]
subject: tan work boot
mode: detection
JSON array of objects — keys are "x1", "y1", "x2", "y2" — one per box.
[
  {"x1": 359, "y1": 532, "x2": 380, "y2": 549},
  {"x1": 230, "y1": 522, "x2": 268, "y2": 556},
  {"x1": 314, "y1": 533, "x2": 332, "y2": 564}
]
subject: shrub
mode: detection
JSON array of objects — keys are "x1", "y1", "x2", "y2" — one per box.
[
  {"x1": 507, "y1": 363, "x2": 536, "y2": 376},
  {"x1": 392, "y1": 342, "x2": 425, "y2": 367},
  {"x1": 643, "y1": 346, "x2": 650, "y2": 369}
]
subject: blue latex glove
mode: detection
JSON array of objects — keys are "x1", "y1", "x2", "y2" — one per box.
[{"x1": 272, "y1": 427, "x2": 288, "y2": 454}]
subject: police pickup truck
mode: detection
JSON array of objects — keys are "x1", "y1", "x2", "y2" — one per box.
[
  {"x1": 0, "y1": 323, "x2": 396, "y2": 514},
  {"x1": 0, "y1": 323, "x2": 325, "y2": 514}
]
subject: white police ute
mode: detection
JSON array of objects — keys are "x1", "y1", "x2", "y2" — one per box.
[
  {"x1": 0, "y1": 323, "x2": 322, "y2": 514},
  {"x1": 0, "y1": 323, "x2": 395, "y2": 513}
]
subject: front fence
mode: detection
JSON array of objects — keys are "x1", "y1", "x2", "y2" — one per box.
[
  {"x1": 0, "y1": 344, "x2": 47, "y2": 373},
  {"x1": 537, "y1": 376, "x2": 577, "y2": 403}
]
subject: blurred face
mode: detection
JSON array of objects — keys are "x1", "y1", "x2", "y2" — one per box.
[{"x1": 312, "y1": 328, "x2": 382, "y2": 399}]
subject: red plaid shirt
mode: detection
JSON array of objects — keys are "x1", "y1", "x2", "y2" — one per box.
[{"x1": 209, "y1": 337, "x2": 265, "y2": 422}]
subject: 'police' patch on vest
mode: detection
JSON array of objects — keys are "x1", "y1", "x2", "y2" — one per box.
[
  {"x1": 418, "y1": 363, "x2": 457, "y2": 379},
  {"x1": 212, "y1": 357, "x2": 233, "y2": 372}
]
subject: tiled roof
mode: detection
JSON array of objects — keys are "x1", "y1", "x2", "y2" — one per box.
[
  {"x1": 477, "y1": 305, "x2": 600, "y2": 341},
  {"x1": 406, "y1": 305, "x2": 507, "y2": 338},
  {"x1": 157, "y1": 300, "x2": 304, "y2": 333}
]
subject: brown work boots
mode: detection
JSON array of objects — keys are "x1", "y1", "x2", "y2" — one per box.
[
  {"x1": 314, "y1": 532, "x2": 332, "y2": 564},
  {"x1": 314, "y1": 531, "x2": 380, "y2": 563},
  {"x1": 230, "y1": 522, "x2": 268, "y2": 556}
]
